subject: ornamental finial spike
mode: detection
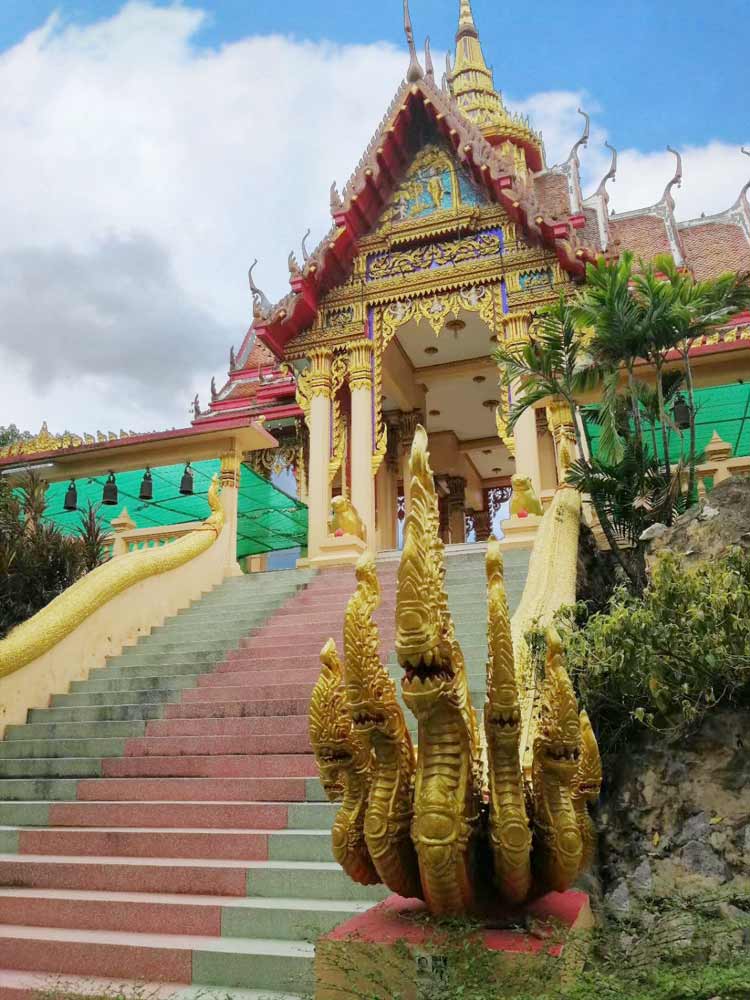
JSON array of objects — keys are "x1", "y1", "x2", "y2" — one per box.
[
  {"x1": 566, "y1": 108, "x2": 590, "y2": 166},
  {"x1": 424, "y1": 36, "x2": 434, "y2": 82},
  {"x1": 595, "y1": 141, "x2": 618, "y2": 203},
  {"x1": 661, "y1": 145, "x2": 683, "y2": 210},
  {"x1": 736, "y1": 147, "x2": 750, "y2": 209},
  {"x1": 403, "y1": 0, "x2": 424, "y2": 83}
]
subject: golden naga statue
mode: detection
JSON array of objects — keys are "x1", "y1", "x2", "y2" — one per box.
[
  {"x1": 310, "y1": 427, "x2": 601, "y2": 916},
  {"x1": 328, "y1": 496, "x2": 367, "y2": 541}
]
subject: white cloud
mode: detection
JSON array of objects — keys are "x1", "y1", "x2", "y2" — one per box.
[{"x1": 0, "y1": 3, "x2": 747, "y2": 436}]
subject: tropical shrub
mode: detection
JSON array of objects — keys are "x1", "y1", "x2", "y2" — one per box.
[
  {"x1": 557, "y1": 548, "x2": 750, "y2": 757},
  {"x1": 0, "y1": 473, "x2": 107, "y2": 639}
]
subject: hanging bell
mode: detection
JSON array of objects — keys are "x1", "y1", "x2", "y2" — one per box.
[
  {"x1": 64, "y1": 480, "x2": 78, "y2": 512},
  {"x1": 139, "y1": 468, "x2": 154, "y2": 502},
  {"x1": 672, "y1": 393, "x2": 692, "y2": 431},
  {"x1": 179, "y1": 463, "x2": 194, "y2": 496},
  {"x1": 102, "y1": 472, "x2": 118, "y2": 506}
]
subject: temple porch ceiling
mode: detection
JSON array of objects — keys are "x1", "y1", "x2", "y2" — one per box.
[{"x1": 381, "y1": 306, "x2": 513, "y2": 483}]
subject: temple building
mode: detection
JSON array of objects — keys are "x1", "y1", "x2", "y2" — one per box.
[
  {"x1": 190, "y1": 0, "x2": 750, "y2": 566},
  {"x1": 2, "y1": 0, "x2": 750, "y2": 565}
]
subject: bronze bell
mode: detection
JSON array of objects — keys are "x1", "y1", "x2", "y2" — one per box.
[
  {"x1": 672, "y1": 393, "x2": 692, "y2": 431},
  {"x1": 102, "y1": 472, "x2": 118, "y2": 506},
  {"x1": 63, "y1": 480, "x2": 78, "y2": 512},
  {"x1": 139, "y1": 468, "x2": 153, "y2": 502},
  {"x1": 179, "y1": 463, "x2": 194, "y2": 496}
]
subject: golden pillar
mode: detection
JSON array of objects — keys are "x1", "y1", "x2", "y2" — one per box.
[
  {"x1": 348, "y1": 341, "x2": 376, "y2": 546},
  {"x1": 306, "y1": 349, "x2": 333, "y2": 561},
  {"x1": 546, "y1": 398, "x2": 578, "y2": 480},
  {"x1": 501, "y1": 311, "x2": 543, "y2": 499}
]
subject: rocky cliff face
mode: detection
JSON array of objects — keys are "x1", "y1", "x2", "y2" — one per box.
[
  {"x1": 597, "y1": 709, "x2": 749, "y2": 941},
  {"x1": 648, "y1": 477, "x2": 750, "y2": 566}
]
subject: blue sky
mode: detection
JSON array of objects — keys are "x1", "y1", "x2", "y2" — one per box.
[{"x1": 1, "y1": 0, "x2": 747, "y2": 151}]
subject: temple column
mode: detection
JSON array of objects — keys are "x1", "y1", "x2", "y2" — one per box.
[
  {"x1": 348, "y1": 341, "x2": 376, "y2": 547},
  {"x1": 499, "y1": 313, "x2": 543, "y2": 499},
  {"x1": 513, "y1": 407, "x2": 542, "y2": 499},
  {"x1": 399, "y1": 410, "x2": 422, "y2": 516},
  {"x1": 306, "y1": 349, "x2": 333, "y2": 562},
  {"x1": 447, "y1": 476, "x2": 467, "y2": 545},
  {"x1": 219, "y1": 445, "x2": 243, "y2": 577},
  {"x1": 375, "y1": 463, "x2": 398, "y2": 551}
]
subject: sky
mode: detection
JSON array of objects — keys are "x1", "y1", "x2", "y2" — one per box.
[{"x1": 0, "y1": 0, "x2": 748, "y2": 437}]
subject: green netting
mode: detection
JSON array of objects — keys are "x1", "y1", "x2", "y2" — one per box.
[
  {"x1": 37, "y1": 461, "x2": 308, "y2": 560},
  {"x1": 586, "y1": 382, "x2": 750, "y2": 464}
]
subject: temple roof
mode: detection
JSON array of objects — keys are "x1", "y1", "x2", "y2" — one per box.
[{"x1": 200, "y1": 3, "x2": 750, "y2": 418}]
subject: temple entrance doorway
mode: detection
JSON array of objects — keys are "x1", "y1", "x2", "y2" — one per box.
[{"x1": 377, "y1": 304, "x2": 554, "y2": 551}]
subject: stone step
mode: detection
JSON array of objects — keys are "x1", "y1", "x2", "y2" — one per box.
[
  {"x1": 145, "y1": 716, "x2": 310, "y2": 739},
  {"x1": 4, "y1": 828, "x2": 331, "y2": 863},
  {"x1": 70, "y1": 675, "x2": 198, "y2": 695},
  {"x1": 0, "y1": 801, "x2": 294, "y2": 831},
  {"x1": 0, "y1": 924, "x2": 315, "y2": 992},
  {"x1": 4, "y1": 721, "x2": 148, "y2": 742},
  {"x1": 0, "y1": 739, "x2": 127, "y2": 760},
  {"x1": 0, "y1": 888, "x2": 367, "y2": 941},
  {"x1": 74, "y1": 777, "x2": 311, "y2": 803},
  {"x1": 51, "y1": 689, "x2": 184, "y2": 708},
  {"x1": 162, "y1": 698, "x2": 312, "y2": 721},
  {"x1": 123, "y1": 733, "x2": 312, "y2": 757},
  {"x1": 0, "y1": 854, "x2": 386, "y2": 904},
  {"x1": 101, "y1": 754, "x2": 318, "y2": 780},
  {"x1": 28, "y1": 704, "x2": 167, "y2": 725},
  {"x1": 0, "y1": 969, "x2": 304, "y2": 1000}
]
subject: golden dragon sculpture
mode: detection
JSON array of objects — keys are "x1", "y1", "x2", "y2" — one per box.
[
  {"x1": 312, "y1": 427, "x2": 601, "y2": 915},
  {"x1": 309, "y1": 639, "x2": 380, "y2": 886}
]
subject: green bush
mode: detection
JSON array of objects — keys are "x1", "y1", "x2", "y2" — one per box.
[
  {"x1": 0, "y1": 473, "x2": 107, "y2": 640},
  {"x1": 558, "y1": 548, "x2": 750, "y2": 756}
]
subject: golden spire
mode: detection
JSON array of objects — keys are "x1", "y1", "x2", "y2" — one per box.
[{"x1": 450, "y1": 0, "x2": 545, "y2": 169}]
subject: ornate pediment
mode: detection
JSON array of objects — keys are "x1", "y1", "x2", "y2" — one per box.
[{"x1": 380, "y1": 144, "x2": 488, "y2": 230}]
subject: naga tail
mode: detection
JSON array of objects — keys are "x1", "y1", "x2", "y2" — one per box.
[
  {"x1": 310, "y1": 639, "x2": 380, "y2": 886},
  {"x1": 485, "y1": 539, "x2": 532, "y2": 904},
  {"x1": 531, "y1": 627, "x2": 583, "y2": 894}
]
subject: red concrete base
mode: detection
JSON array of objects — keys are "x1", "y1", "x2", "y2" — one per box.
[{"x1": 316, "y1": 892, "x2": 593, "y2": 1000}]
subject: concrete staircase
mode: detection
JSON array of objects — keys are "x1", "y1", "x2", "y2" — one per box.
[{"x1": 0, "y1": 545, "x2": 530, "y2": 999}]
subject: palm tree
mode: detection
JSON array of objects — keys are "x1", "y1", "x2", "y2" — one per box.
[{"x1": 494, "y1": 297, "x2": 643, "y2": 586}]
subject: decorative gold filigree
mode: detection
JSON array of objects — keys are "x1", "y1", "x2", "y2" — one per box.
[
  {"x1": 328, "y1": 354, "x2": 349, "y2": 484},
  {"x1": 0, "y1": 422, "x2": 141, "y2": 459}
]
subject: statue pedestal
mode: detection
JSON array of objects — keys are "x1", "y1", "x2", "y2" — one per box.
[
  {"x1": 308, "y1": 533, "x2": 368, "y2": 569},
  {"x1": 501, "y1": 513, "x2": 542, "y2": 549},
  {"x1": 315, "y1": 892, "x2": 592, "y2": 1000}
]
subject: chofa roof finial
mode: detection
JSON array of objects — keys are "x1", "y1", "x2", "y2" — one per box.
[
  {"x1": 738, "y1": 147, "x2": 750, "y2": 209},
  {"x1": 567, "y1": 108, "x2": 590, "y2": 165},
  {"x1": 248, "y1": 260, "x2": 272, "y2": 319},
  {"x1": 301, "y1": 228, "x2": 311, "y2": 263},
  {"x1": 595, "y1": 141, "x2": 618, "y2": 203},
  {"x1": 662, "y1": 145, "x2": 683, "y2": 210},
  {"x1": 424, "y1": 37, "x2": 434, "y2": 82},
  {"x1": 403, "y1": 0, "x2": 424, "y2": 83}
]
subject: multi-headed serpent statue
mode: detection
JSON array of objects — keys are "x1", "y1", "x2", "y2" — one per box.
[{"x1": 309, "y1": 425, "x2": 601, "y2": 916}]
